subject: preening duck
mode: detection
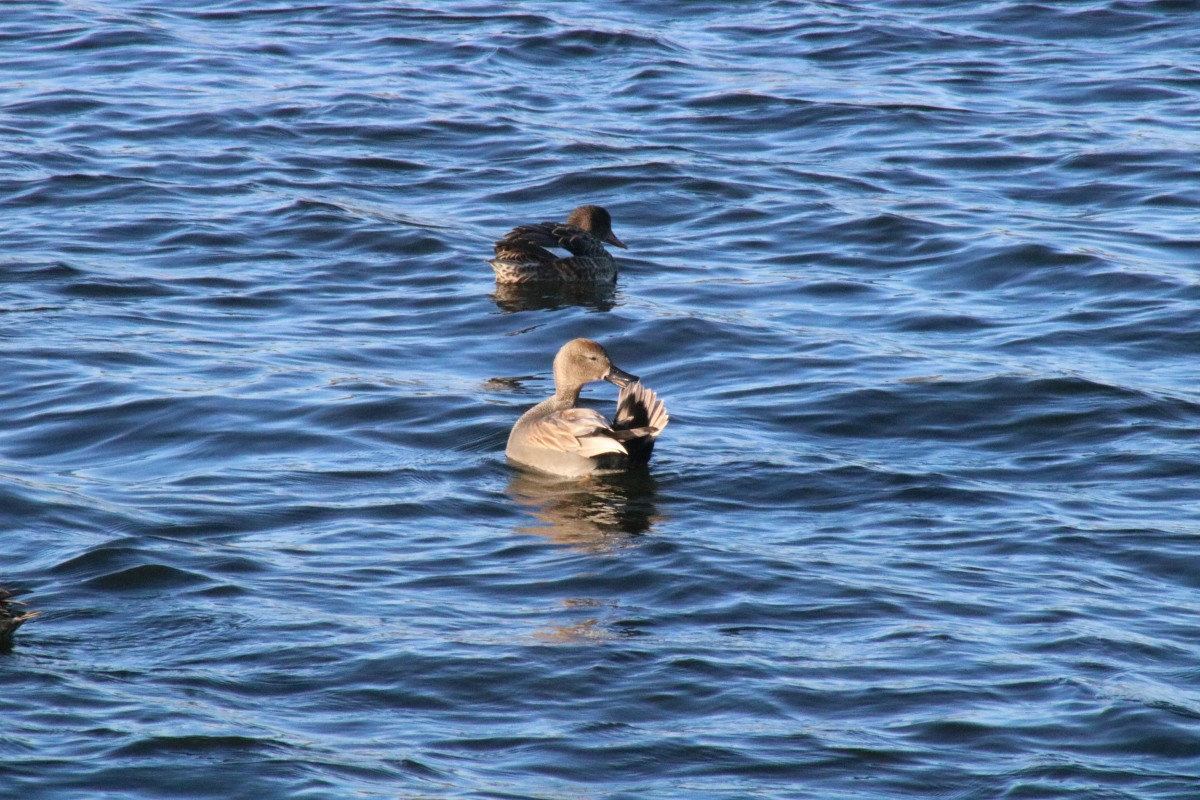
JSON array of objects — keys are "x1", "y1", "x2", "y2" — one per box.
[{"x1": 506, "y1": 338, "x2": 667, "y2": 478}]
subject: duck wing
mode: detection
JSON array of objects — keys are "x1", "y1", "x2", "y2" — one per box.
[
  {"x1": 613, "y1": 381, "x2": 668, "y2": 433},
  {"x1": 496, "y1": 222, "x2": 607, "y2": 259},
  {"x1": 610, "y1": 382, "x2": 668, "y2": 465},
  {"x1": 492, "y1": 222, "x2": 560, "y2": 267},
  {"x1": 523, "y1": 407, "x2": 628, "y2": 459}
]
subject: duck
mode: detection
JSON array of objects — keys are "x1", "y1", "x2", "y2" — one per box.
[
  {"x1": 0, "y1": 586, "x2": 36, "y2": 647},
  {"x1": 506, "y1": 338, "x2": 668, "y2": 477},
  {"x1": 489, "y1": 205, "x2": 627, "y2": 284}
]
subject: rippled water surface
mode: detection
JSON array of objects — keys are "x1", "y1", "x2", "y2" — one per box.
[{"x1": 4, "y1": 2, "x2": 1200, "y2": 797}]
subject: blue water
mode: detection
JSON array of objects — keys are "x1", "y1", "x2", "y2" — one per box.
[{"x1": 4, "y1": 2, "x2": 1200, "y2": 797}]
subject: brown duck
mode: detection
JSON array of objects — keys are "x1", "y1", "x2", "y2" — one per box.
[{"x1": 489, "y1": 205, "x2": 627, "y2": 284}]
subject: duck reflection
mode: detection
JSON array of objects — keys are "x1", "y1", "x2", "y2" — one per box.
[
  {"x1": 533, "y1": 599, "x2": 618, "y2": 644},
  {"x1": 491, "y1": 281, "x2": 616, "y2": 313},
  {"x1": 506, "y1": 469, "x2": 661, "y2": 549}
]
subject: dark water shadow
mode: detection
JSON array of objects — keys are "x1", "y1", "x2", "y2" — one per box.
[
  {"x1": 491, "y1": 281, "x2": 617, "y2": 313},
  {"x1": 505, "y1": 468, "x2": 661, "y2": 549}
]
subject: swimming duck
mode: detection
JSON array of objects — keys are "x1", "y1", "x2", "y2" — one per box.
[
  {"x1": 0, "y1": 586, "x2": 36, "y2": 647},
  {"x1": 489, "y1": 205, "x2": 627, "y2": 284},
  {"x1": 506, "y1": 338, "x2": 668, "y2": 477}
]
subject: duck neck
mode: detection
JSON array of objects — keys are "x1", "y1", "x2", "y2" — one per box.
[{"x1": 552, "y1": 384, "x2": 582, "y2": 409}]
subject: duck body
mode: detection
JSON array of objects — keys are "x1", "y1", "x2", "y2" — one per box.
[
  {"x1": 506, "y1": 339, "x2": 668, "y2": 478},
  {"x1": 490, "y1": 205, "x2": 627, "y2": 284}
]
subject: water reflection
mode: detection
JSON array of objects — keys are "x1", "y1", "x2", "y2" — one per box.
[
  {"x1": 533, "y1": 599, "x2": 618, "y2": 644},
  {"x1": 491, "y1": 282, "x2": 617, "y2": 313},
  {"x1": 506, "y1": 469, "x2": 661, "y2": 549}
]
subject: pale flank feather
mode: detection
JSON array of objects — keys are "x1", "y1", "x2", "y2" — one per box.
[
  {"x1": 524, "y1": 407, "x2": 628, "y2": 457},
  {"x1": 574, "y1": 435, "x2": 629, "y2": 458}
]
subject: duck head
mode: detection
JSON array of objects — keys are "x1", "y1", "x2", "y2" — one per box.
[
  {"x1": 553, "y1": 338, "x2": 638, "y2": 394},
  {"x1": 567, "y1": 205, "x2": 628, "y2": 249}
]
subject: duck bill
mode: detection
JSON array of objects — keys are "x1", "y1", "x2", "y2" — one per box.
[
  {"x1": 605, "y1": 232, "x2": 628, "y2": 249},
  {"x1": 606, "y1": 365, "x2": 638, "y2": 388}
]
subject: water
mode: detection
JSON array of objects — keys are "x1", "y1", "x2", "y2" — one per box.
[{"x1": 4, "y1": 1, "x2": 1200, "y2": 797}]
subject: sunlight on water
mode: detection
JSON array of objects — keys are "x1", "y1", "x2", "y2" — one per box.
[{"x1": 4, "y1": 2, "x2": 1200, "y2": 798}]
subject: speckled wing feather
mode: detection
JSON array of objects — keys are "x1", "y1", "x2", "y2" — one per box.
[
  {"x1": 498, "y1": 222, "x2": 605, "y2": 254},
  {"x1": 547, "y1": 224, "x2": 609, "y2": 258},
  {"x1": 523, "y1": 407, "x2": 628, "y2": 459},
  {"x1": 492, "y1": 222, "x2": 560, "y2": 267}
]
